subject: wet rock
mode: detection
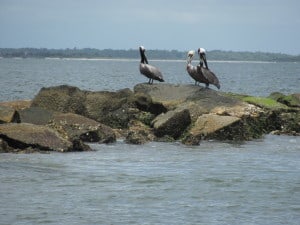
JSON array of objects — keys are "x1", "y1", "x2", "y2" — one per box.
[
  {"x1": 269, "y1": 92, "x2": 300, "y2": 108},
  {"x1": 276, "y1": 112, "x2": 300, "y2": 135},
  {"x1": 49, "y1": 112, "x2": 116, "y2": 143},
  {"x1": 125, "y1": 120, "x2": 155, "y2": 144},
  {"x1": 151, "y1": 108, "x2": 191, "y2": 139},
  {"x1": 0, "y1": 138, "x2": 13, "y2": 153},
  {"x1": 0, "y1": 123, "x2": 90, "y2": 152},
  {"x1": 182, "y1": 114, "x2": 241, "y2": 145}
]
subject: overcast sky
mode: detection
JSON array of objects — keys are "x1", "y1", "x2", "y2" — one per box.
[{"x1": 1, "y1": 0, "x2": 300, "y2": 54}]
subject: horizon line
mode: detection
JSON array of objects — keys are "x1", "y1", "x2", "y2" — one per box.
[{"x1": 0, "y1": 47, "x2": 299, "y2": 56}]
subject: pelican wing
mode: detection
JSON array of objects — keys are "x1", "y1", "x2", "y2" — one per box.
[
  {"x1": 201, "y1": 67, "x2": 220, "y2": 89},
  {"x1": 140, "y1": 63, "x2": 164, "y2": 82}
]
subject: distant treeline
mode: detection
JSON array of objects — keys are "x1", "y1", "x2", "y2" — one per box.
[{"x1": 0, "y1": 48, "x2": 299, "y2": 62}]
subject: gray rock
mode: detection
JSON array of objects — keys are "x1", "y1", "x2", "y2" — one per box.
[
  {"x1": 152, "y1": 108, "x2": 191, "y2": 139},
  {"x1": 19, "y1": 107, "x2": 116, "y2": 144},
  {"x1": 0, "y1": 123, "x2": 90, "y2": 152},
  {"x1": 31, "y1": 85, "x2": 86, "y2": 114},
  {"x1": 19, "y1": 107, "x2": 54, "y2": 125},
  {"x1": 49, "y1": 112, "x2": 116, "y2": 143},
  {"x1": 182, "y1": 114, "x2": 241, "y2": 145}
]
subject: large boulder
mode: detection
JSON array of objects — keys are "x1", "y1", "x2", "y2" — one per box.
[
  {"x1": 31, "y1": 85, "x2": 86, "y2": 114},
  {"x1": 31, "y1": 85, "x2": 142, "y2": 129},
  {"x1": 19, "y1": 107, "x2": 54, "y2": 125},
  {"x1": 84, "y1": 88, "x2": 137, "y2": 128},
  {"x1": 182, "y1": 114, "x2": 241, "y2": 145},
  {"x1": 0, "y1": 123, "x2": 90, "y2": 152},
  {"x1": 134, "y1": 83, "x2": 241, "y2": 111},
  {"x1": 19, "y1": 107, "x2": 116, "y2": 143},
  {"x1": 134, "y1": 83, "x2": 204, "y2": 109},
  {"x1": 151, "y1": 108, "x2": 191, "y2": 139},
  {"x1": 49, "y1": 112, "x2": 116, "y2": 143}
]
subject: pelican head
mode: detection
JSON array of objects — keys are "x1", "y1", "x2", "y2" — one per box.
[
  {"x1": 198, "y1": 47, "x2": 208, "y2": 69},
  {"x1": 187, "y1": 50, "x2": 195, "y2": 63},
  {"x1": 139, "y1": 46, "x2": 145, "y2": 52},
  {"x1": 198, "y1": 48, "x2": 206, "y2": 55},
  {"x1": 187, "y1": 50, "x2": 195, "y2": 58}
]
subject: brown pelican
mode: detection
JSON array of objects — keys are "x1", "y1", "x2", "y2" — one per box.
[
  {"x1": 186, "y1": 50, "x2": 209, "y2": 86},
  {"x1": 139, "y1": 46, "x2": 164, "y2": 84},
  {"x1": 197, "y1": 60, "x2": 220, "y2": 89}
]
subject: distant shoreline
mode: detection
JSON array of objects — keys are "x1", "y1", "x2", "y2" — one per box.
[
  {"x1": 0, "y1": 56, "x2": 292, "y2": 64},
  {"x1": 1, "y1": 48, "x2": 300, "y2": 62}
]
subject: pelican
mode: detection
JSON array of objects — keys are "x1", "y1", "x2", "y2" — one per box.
[
  {"x1": 186, "y1": 50, "x2": 209, "y2": 86},
  {"x1": 197, "y1": 50, "x2": 220, "y2": 89},
  {"x1": 139, "y1": 46, "x2": 164, "y2": 84}
]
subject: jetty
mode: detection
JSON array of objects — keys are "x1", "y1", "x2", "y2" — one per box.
[{"x1": 1, "y1": 84, "x2": 299, "y2": 153}]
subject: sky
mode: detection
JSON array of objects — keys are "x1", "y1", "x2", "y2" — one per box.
[{"x1": 1, "y1": 0, "x2": 300, "y2": 55}]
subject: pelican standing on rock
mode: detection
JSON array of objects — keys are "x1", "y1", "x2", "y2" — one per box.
[
  {"x1": 197, "y1": 48, "x2": 221, "y2": 89},
  {"x1": 186, "y1": 50, "x2": 209, "y2": 86},
  {"x1": 139, "y1": 46, "x2": 164, "y2": 84}
]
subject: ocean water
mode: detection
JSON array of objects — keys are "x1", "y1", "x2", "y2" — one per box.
[
  {"x1": 0, "y1": 58, "x2": 299, "y2": 101},
  {"x1": 0, "y1": 58, "x2": 300, "y2": 225}
]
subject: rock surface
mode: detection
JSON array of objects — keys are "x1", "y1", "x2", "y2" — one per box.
[
  {"x1": 0, "y1": 100, "x2": 31, "y2": 110},
  {"x1": 0, "y1": 123, "x2": 90, "y2": 152},
  {"x1": 152, "y1": 108, "x2": 191, "y2": 139},
  {"x1": 0, "y1": 105, "x2": 20, "y2": 123},
  {"x1": 19, "y1": 107, "x2": 116, "y2": 143},
  {"x1": 49, "y1": 112, "x2": 116, "y2": 143},
  {"x1": 182, "y1": 114, "x2": 241, "y2": 145}
]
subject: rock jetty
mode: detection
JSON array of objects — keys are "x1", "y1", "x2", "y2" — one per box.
[{"x1": 1, "y1": 84, "x2": 299, "y2": 153}]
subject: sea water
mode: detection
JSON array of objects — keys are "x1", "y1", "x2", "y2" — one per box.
[{"x1": 0, "y1": 58, "x2": 299, "y2": 225}]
